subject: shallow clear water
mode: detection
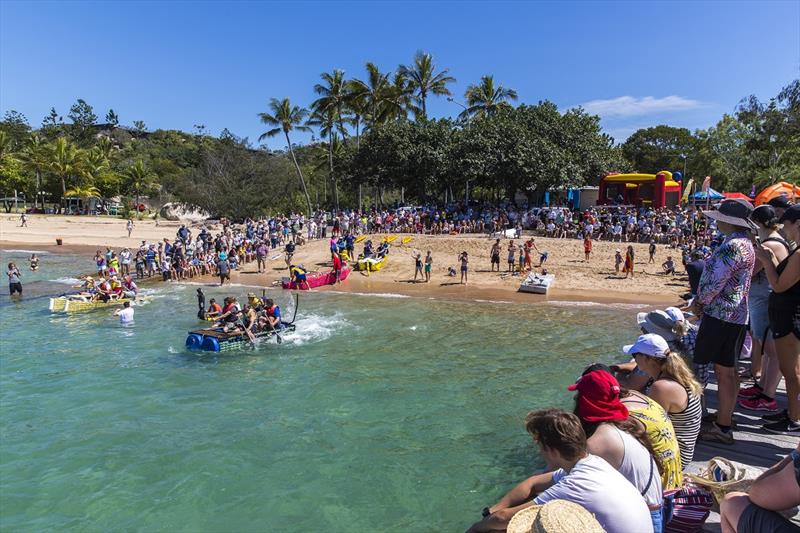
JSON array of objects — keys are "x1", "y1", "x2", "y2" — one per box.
[{"x1": 0, "y1": 250, "x2": 643, "y2": 531}]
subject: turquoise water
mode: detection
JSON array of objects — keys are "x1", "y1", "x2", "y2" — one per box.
[{"x1": 0, "y1": 249, "x2": 643, "y2": 532}]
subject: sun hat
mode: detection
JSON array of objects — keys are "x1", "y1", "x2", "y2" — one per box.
[
  {"x1": 636, "y1": 310, "x2": 678, "y2": 341},
  {"x1": 779, "y1": 204, "x2": 800, "y2": 223},
  {"x1": 702, "y1": 199, "x2": 756, "y2": 230},
  {"x1": 507, "y1": 500, "x2": 605, "y2": 533},
  {"x1": 623, "y1": 333, "x2": 670, "y2": 358},
  {"x1": 567, "y1": 370, "x2": 628, "y2": 422}
]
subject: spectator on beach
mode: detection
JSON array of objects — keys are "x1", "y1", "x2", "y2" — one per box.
[
  {"x1": 615, "y1": 248, "x2": 623, "y2": 274},
  {"x1": 465, "y1": 409, "x2": 652, "y2": 533},
  {"x1": 738, "y1": 205, "x2": 791, "y2": 413},
  {"x1": 459, "y1": 251, "x2": 469, "y2": 285},
  {"x1": 685, "y1": 250, "x2": 706, "y2": 297},
  {"x1": 490, "y1": 239, "x2": 501, "y2": 272},
  {"x1": 127, "y1": 219, "x2": 134, "y2": 238},
  {"x1": 583, "y1": 235, "x2": 592, "y2": 261},
  {"x1": 507, "y1": 241, "x2": 516, "y2": 272},
  {"x1": 413, "y1": 252, "x2": 424, "y2": 282},
  {"x1": 767, "y1": 196, "x2": 792, "y2": 220},
  {"x1": 662, "y1": 256, "x2": 676, "y2": 276},
  {"x1": 649, "y1": 241, "x2": 656, "y2": 264},
  {"x1": 719, "y1": 442, "x2": 800, "y2": 533},
  {"x1": 692, "y1": 199, "x2": 756, "y2": 444},
  {"x1": 625, "y1": 245, "x2": 636, "y2": 278},
  {"x1": 755, "y1": 204, "x2": 800, "y2": 435},
  {"x1": 424, "y1": 251, "x2": 432, "y2": 283}
]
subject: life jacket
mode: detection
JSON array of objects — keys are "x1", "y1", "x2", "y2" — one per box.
[
  {"x1": 291, "y1": 266, "x2": 306, "y2": 276},
  {"x1": 265, "y1": 305, "x2": 280, "y2": 318}
]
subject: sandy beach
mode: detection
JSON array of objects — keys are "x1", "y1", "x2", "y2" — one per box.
[{"x1": 1, "y1": 213, "x2": 687, "y2": 306}]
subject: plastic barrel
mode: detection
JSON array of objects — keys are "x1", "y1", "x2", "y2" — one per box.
[
  {"x1": 185, "y1": 333, "x2": 205, "y2": 351},
  {"x1": 201, "y1": 336, "x2": 221, "y2": 352}
]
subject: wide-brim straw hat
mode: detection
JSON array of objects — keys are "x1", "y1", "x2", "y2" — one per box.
[
  {"x1": 702, "y1": 199, "x2": 756, "y2": 230},
  {"x1": 507, "y1": 500, "x2": 605, "y2": 533}
]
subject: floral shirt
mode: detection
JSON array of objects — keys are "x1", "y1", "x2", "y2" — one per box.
[{"x1": 697, "y1": 231, "x2": 755, "y2": 325}]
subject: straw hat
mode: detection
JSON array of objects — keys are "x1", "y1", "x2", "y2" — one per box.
[{"x1": 508, "y1": 500, "x2": 605, "y2": 533}]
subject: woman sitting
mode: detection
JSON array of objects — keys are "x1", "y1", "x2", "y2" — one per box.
[
  {"x1": 568, "y1": 368, "x2": 665, "y2": 532},
  {"x1": 623, "y1": 333, "x2": 703, "y2": 469}
]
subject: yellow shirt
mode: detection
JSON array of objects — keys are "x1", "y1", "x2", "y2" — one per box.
[{"x1": 626, "y1": 393, "x2": 683, "y2": 490}]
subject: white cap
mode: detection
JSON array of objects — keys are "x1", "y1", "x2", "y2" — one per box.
[
  {"x1": 623, "y1": 333, "x2": 669, "y2": 358},
  {"x1": 664, "y1": 307, "x2": 685, "y2": 324}
]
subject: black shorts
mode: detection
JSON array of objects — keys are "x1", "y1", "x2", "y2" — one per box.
[
  {"x1": 9, "y1": 282, "x2": 22, "y2": 295},
  {"x1": 491, "y1": 254, "x2": 500, "y2": 264},
  {"x1": 738, "y1": 503, "x2": 798, "y2": 533},
  {"x1": 693, "y1": 314, "x2": 747, "y2": 368},
  {"x1": 768, "y1": 297, "x2": 800, "y2": 340}
]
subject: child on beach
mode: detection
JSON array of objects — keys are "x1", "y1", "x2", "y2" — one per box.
[
  {"x1": 614, "y1": 249, "x2": 623, "y2": 274},
  {"x1": 424, "y1": 251, "x2": 432, "y2": 283},
  {"x1": 127, "y1": 219, "x2": 134, "y2": 238},
  {"x1": 662, "y1": 256, "x2": 675, "y2": 276},
  {"x1": 414, "y1": 252, "x2": 424, "y2": 282},
  {"x1": 649, "y1": 241, "x2": 656, "y2": 264},
  {"x1": 537, "y1": 251, "x2": 549, "y2": 267},
  {"x1": 583, "y1": 235, "x2": 592, "y2": 261},
  {"x1": 507, "y1": 241, "x2": 516, "y2": 272},
  {"x1": 458, "y1": 251, "x2": 469, "y2": 285},
  {"x1": 517, "y1": 247, "x2": 525, "y2": 273},
  {"x1": 624, "y1": 245, "x2": 635, "y2": 278}
]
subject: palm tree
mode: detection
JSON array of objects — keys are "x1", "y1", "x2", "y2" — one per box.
[
  {"x1": 122, "y1": 159, "x2": 155, "y2": 211},
  {"x1": 399, "y1": 51, "x2": 456, "y2": 119},
  {"x1": 18, "y1": 134, "x2": 49, "y2": 209},
  {"x1": 343, "y1": 83, "x2": 367, "y2": 148},
  {"x1": 308, "y1": 107, "x2": 346, "y2": 211},
  {"x1": 349, "y1": 62, "x2": 396, "y2": 129},
  {"x1": 313, "y1": 69, "x2": 349, "y2": 142},
  {"x1": 258, "y1": 98, "x2": 313, "y2": 216},
  {"x1": 64, "y1": 185, "x2": 101, "y2": 199},
  {"x1": 81, "y1": 147, "x2": 110, "y2": 184},
  {"x1": 49, "y1": 137, "x2": 84, "y2": 197},
  {"x1": 462, "y1": 75, "x2": 518, "y2": 119},
  {"x1": 384, "y1": 71, "x2": 418, "y2": 121}
]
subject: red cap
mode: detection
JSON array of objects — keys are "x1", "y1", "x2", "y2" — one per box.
[{"x1": 568, "y1": 370, "x2": 629, "y2": 423}]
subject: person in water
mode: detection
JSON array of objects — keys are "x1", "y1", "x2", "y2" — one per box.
[
  {"x1": 7, "y1": 262, "x2": 22, "y2": 297},
  {"x1": 114, "y1": 301, "x2": 134, "y2": 325},
  {"x1": 196, "y1": 288, "x2": 206, "y2": 319},
  {"x1": 29, "y1": 254, "x2": 39, "y2": 272}
]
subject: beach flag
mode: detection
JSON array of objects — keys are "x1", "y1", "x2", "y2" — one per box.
[
  {"x1": 682, "y1": 178, "x2": 695, "y2": 203},
  {"x1": 701, "y1": 176, "x2": 712, "y2": 193},
  {"x1": 749, "y1": 184, "x2": 756, "y2": 198}
]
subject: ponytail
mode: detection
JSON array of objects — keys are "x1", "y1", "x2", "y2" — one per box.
[{"x1": 659, "y1": 351, "x2": 702, "y2": 397}]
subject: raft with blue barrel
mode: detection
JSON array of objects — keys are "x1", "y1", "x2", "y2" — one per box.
[{"x1": 185, "y1": 324, "x2": 296, "y2": 353}]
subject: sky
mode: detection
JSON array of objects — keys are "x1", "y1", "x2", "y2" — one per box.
[{"x1": 1, "y1": 1, "x2": 798, "y2": 150}]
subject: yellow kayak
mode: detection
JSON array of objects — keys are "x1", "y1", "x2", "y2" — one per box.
[
  {"x1": 355, "y1": 235, "x2": 367, "y2": 244},
  {"x1": 356, "y1": 255, "x2": 388, "y2": 272},
  {"x1": 401, "y1": 236, "x2": 413, "y2": 245},
  {"x1": 383, "y1": 236, "x2": 397, "y2": 244}
]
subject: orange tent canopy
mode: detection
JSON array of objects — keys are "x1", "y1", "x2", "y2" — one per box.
[{"x1": 755, "y1": 181, "x2": 800, "y2": 206}]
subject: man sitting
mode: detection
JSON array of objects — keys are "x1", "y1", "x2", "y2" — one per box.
[
  {"x1": 466, "y1": 408, "x2": 652, "y2": 533},
  {"x1": 720, "y1": 442, "x2": 800, "y2": 533}
]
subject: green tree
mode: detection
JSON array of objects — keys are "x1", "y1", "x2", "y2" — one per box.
[
  {"x1": 621, "y1": 125, "x2": 697, "y2": 174},
  {"x1": 313, "y1": 69, "x2": 350, "y2": 141},
  {"x1": 64, "y1": 185, "x2": 101, "y2": 199},
  {"x1": 122, "y1": 159, "x2": 156, "y2": 209},
  {"x1": 258, "y1": 97, "x2": 313, "y2": 216},
  {"x1": 398, "y1": 51, "x2": 455, "y2": 119},
  {"x1": 349, "y1": 62, "x2": 397, "y2": 128},
  {"x1": 17, "y1": 133, "x2": 50, "y2": 209},
  {"x1": 0, "y1": 110, "x2": 32, "y2": 148},
  {"x1": 105, "y1": 109, "x2": 119, "y2": 127},
  {"x1": 50, "y1": 137, "x2": 85, "y2": 197},
  {"x1": 462, "y1": 75, "x2": 518, "y2": 120},
  {"x1": 68, "y1": 98, "x2": 98, "y2": 142}
]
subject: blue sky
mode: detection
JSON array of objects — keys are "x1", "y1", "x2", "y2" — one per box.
[{"x1": 1, "y1": 1, "x2": 797, "y2": 149}]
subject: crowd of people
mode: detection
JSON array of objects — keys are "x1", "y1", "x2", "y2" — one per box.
[{"x1": 466, "y1": 197, "x2": 800, "y2": 533}]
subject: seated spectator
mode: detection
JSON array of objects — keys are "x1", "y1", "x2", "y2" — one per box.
[
  {"x1": 719, "y1": 442, "x2": 800, "y2": 533},
  {"x1": 663, "y1": 256, "x2": 676, "y2": 275},
  {"x1": 465, "y1": 409, "x2": 652, "y2": 533}
]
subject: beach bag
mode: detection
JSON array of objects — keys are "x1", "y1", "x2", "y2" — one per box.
[
  {"x1": 662, "y1": 483, "x2": 714, "y2": 533},
  {"x1": 684, "y1": 456, "x2": 754, "y2": 510}
]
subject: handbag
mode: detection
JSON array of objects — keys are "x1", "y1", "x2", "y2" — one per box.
[
  {"x1": 662, "y1": 482, "x2": 714, "y2": 533},
  {"x1": 685, "y1": 456, "x2": 754, "y2": 510}
]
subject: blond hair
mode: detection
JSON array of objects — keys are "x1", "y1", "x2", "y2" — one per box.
[{"x1": 649, "y1": 351, "x2": 702, "y2": 397}]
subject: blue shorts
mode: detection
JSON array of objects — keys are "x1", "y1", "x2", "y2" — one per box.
[{"x1": 295, "y1": 274, "x2": 307, "y2": 281}]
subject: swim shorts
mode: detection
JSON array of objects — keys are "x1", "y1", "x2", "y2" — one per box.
[{"x1": 9, "y1": 282, "x2": 22, "y2": 295}]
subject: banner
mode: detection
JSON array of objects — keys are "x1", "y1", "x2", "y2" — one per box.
[
  {"x1": 701, "y1": 176, "x2": 712, "y2": 193},
  {"x1": 682, "y1": 178, "x2": 695, "y2": 203}
]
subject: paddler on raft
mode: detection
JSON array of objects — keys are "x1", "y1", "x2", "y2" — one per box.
[{"x1": 205, "y1": 298, "x2": 222, "y2": 320}]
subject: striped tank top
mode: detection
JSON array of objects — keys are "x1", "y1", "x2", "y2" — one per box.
[{"x1": 668, "y1": 388, "x2": 702, "y2": 469}]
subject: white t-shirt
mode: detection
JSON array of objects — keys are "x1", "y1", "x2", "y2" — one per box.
[
  {"x1": 118, "y1": 307, "x2": 134, "y2": 324},
  {"x1": 534, "y1": 454, "x2": 652, "y2": 533}
]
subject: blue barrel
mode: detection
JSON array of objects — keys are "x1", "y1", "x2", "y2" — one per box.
[
  {"x1": 185, "y1": 333, "x2": 205, "y2": 351},
  {"x1": 201, "y1": 336, "x2": 221, "y2": 352}
]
